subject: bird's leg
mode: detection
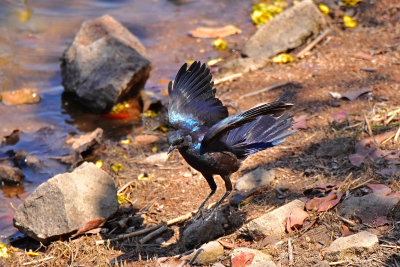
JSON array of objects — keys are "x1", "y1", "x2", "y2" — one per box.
[
  {"x1": 192, "y1": 174, "x2": 216, "y2": 221},
  {"x1": 205, "y1": 175, "x2": 232, "y2": 221}
]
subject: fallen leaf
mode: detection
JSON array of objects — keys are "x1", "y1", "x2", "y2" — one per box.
[
  {"x1": 341, "y1": 88, "x2": 372, "y2": 101},
  {"x1": 318, "y1": 4, "x2": 330, "y2": 15},
  {"x1": 117, "y1": 192, "x2": 125, "y2": 204},
  {"x1": 305, "y1": 192, "x2": 342, "y2": 212},
  {"x1": 213, "y1": 38, "x2": 227, "y2": 50},
  {"x1": 272, "y1": 53, "x2": 294, "y2": 64},
  {"x1": 231, "y1": 252, "x2": 255, "y2": 267},
  {"x1": 390, "y1": 192, "x2": 400, "y2": 198},
  {"x1": 189, "y1": 25, "x2": 241, "y2": 38},
  {"x1": 366, "y1": 184, "x2": 392, "y2": 196},
  {"x1": 112, "y1": 163, "x2": 122, "y2": 172},
  {"x1": 207, "y1": 58, "x2": 223, "y2": 66},
  {"x1": 157, "y1": 256, "x2": 190, "y2": 267},
  {"x1": 376, "y1": 216, "x2": 390, "y2": 227},
  {"x1": 95, "y1": 160, "x2": 103, "y2": 168},
  {"x1": 341, "y1": 224, "x2": 353, "y2": 237},
  {"x1": 329, "y1": 91, "x2": 342, "y2": 99},
  {"x1": 332, "y1": 111, "x2": 349, "y2": 122},
  {"x1": 72, "y1": 218, "x2": 106, "y2": 237},
  {"x1": 0, "y1": 88, "x2": 40, "y2": 105},
  {"x1": 343, "y1": 15, "x2": 357, "y2": 28},
  {"x1": 0, "y1": 243, "x2": 9, "y2": 258},
  {"x1": 293, "y1": 115, "x2": 308, "y2": 129},
  {"x1": 352, "y1": 52, "x2": 373, "y2": 61},
  {"x1": 120, "y1": 139, "x2": 131, "y2": 145},
  {"x1": 157, "y1": 77, "x2": 170, "y2": 85},
  {"x1": 283, "y1": 207, "x2": 309, "y2": 233},
  {"x1": 26, "y1": 250, "x2": 40, "y2": 257},
  {"x1": 348, "y1": 153, "x2": 367, "y2": 167},
  {"x1": 218, "y1": 239, "x2": 234, "y2": 249}
]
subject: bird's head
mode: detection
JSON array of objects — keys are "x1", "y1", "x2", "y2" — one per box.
[{"x1": 167, "y1": 131, "x2": 192, "y2": 154}]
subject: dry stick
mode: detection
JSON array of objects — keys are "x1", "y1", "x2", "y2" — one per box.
[
  {"x1": 288, "y1": 237, "x2": 294, "y2": 265},
  {"x1": 296, "y1": 29, "x2": 331, "y2": 58},
  {"x1": 337, "y1": 215, "x2": 357, "y2": 227},
  {"x1": 213, "y1": 73, "x2": 243, "y2": 85},
  {"x1": 395, "y1": 126, "x2": 400, "y2": 142},
  {"x1": 95, "y1": 223, "x2": 162, "y2": 245},
  {"x1": 239, "y1": 81, "x2": 300, "y2": 99},
  {"x1": 337, "y1": 172, "x2": 353, "y2": 192},
  {"x1": 117, "y1": 180, "x2": 136, "y2": 193},
  {"x1": 350, "y1": 178, "x2": 375, "y2": 191},
  {"x1": 139, "y1": 223, "x2": 168, "y2": 244},
  {"x1": 22, "y1": 257, "x2": 54, "y2": 266},
  {"x1": 364, "y1": 113, "x2": 376, "y2": 145}
]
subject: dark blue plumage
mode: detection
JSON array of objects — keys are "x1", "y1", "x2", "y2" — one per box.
[{"x1": 167, "y1": 61, "x2": 295, "y2": 220}]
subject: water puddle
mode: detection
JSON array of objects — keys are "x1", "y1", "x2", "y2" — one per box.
[{"x1": 0, "y1": 0, "x2": 253, "y2": 238}]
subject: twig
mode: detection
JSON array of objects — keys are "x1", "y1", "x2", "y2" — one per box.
[
  {"x1": 364, "y1": 113, "x2": 376, "y2": 145},
  {"x1": 117, "y1": 180, "x2": 135, "y2": 193},
  {"x1": 337, "y1": 172, "x2": 353, "y2": 192},
  {"x1": 394, "y1": 126, "x2": 400, "y2": 142},
  {"x1": 288, "y1": 237, "x2": 293, "y2": 265},
  {"x1": 350, "y1": 178, "x2": 375, "y2": 191},
  {"x1": 22, "y1": 257, "x2": 54, "y2": 266},
  {"x1": 139, "y1": 223, "x2": 168, "y2": 244},
  {"x1": 214, "y1": 73, "x2": 243, "y2": 85},
  {"x1": 296, "y1": 29, "x2": 331, "y2": 58},
  {"x1": 239, "y1": 81, "x2": 301, "y2": 99},
  {"x1": 328, "y1": 260, "x2": 347, "y2": 265},
  {"x1": 167, "y1": 211, "x2": 194, "y2": 226},
  {"x1": 95, "y1": 223, "x2": 163, "y2": 245},
  {"x1": 337, "y1": 215, "x2": 357, "y2": 226},
  {"x1": 381, "y1": 244, "x2": 400, "y2": 249}
]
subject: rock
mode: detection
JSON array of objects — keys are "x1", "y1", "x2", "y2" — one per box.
[
  {"x1": 230, "y1": 248, "x2": 275, "y2": 267},
  {"x1": 13, "y1": 162, "x2": 119, "y2": 242},
  {"x1": 144, "y1": 152, "x2": 168, "y2": 165},
  {"x1": 0, "y1": 164, "x2": 24, "y2": 185},
  {"x1": 324, "y1": 231, "x2": 378, "y2": 261},
  {"x1": 133, "y1": 134, "x2": 162, "y2": 145},
  {"x1": 14, "y1": 149, "x2": 42, "y2": 170},
  {"x1": 0, "y1": 88, "x2": 40, "y2": 105},
  {"x1": 61, "y1": 14, "x2": 151, "y2": 113},
  {"x1": 231, "y1": 168, "x2": 275, "y2": 205},
  {"x1": 182, "y1": 241, "x2": 224, "y2": 265},
  {"x1": 235, "y1": 168, "x2": 276, "y2": 192},
  {"x1": 338, "y1": 193, "x2": 399, "y2": 224},
  {"x1": 243, "y1": 0, "x2": 328, "y2": 59},
  {"x1": 240, "y1": 199, "x2": 305, "y2": 239},
  {"x1": 183, "y1": 212, "x2": 227, "y2": 249}
]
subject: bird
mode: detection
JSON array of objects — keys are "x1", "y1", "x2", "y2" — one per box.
[{"x1": 167, "y1": 61, "x2": 295, "y2": 220}]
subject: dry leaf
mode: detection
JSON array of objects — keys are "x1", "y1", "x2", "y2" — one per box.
[
  {"x1": 218, "y1": 239, "x2": 234, "y2": 249},
  {"x1": 231, "y1": 252, "x2": 255, "y2": 267},
  {"x1": 376, "y1": 216, "x2": 390, "y2": 227},
  {"x1": 366, "y1": 184, "x2": 392, "y2": 196},
  {"x1": 341, "y1": 224, "x2": 353, "y2": 237},
  {"x1": 283, "y1": 207, "x2": 309, "y2": 233},
  {"x1": 73, "y1": 218, "x2": 106, "y2": 237},
  {"x1": 305, "y1": 192, "x2": 342, "y2": 212},
  {"x1": 189, "y1": 25, "x2": 241, "y2": 38},
  {"x1": 341, "y1": 88, "x2": 372, "y2": 101}
]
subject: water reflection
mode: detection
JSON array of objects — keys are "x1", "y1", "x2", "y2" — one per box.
[{"x1": 0, "y1": 0, "x2": 253, "y2": 237}]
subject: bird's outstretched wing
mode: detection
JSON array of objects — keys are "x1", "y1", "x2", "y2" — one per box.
[
  {"x1": 201, "y1": 102, "x2": 293, "y2": 149},
  {"x1": 168, "y1": 61, "x2": 228, "y2": 131}
]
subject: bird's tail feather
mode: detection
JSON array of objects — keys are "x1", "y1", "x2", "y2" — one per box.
[{"x1": 224, "y1": 114, "x2": 295, "y2": 159}]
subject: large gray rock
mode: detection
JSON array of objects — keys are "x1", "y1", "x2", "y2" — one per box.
[
  {"x1": 324, "y1": 231, "x2": 378, "y2": 261},
  {"x1": 243, "y1": 0, "x2": 328, "y2": 59},
  {"x1": 61, "y1": 14, "x2": 151, "y2": 113},
  {"x1": 13, "y1": 162, "x2": 118, "y2": 242},
  {"x1": 230, "y1": 248, "x2": 275, "y2": 267},
  {"x1": 240, "y1": 199, "x2": 304, "y2": 239}
]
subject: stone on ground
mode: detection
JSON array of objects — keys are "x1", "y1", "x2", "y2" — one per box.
[
  {"x1": 0, "y1": 164, "x2": 24, "y2": 185},
  {"x1": 183, "y1": 211, "x2": 227, "y2": 249},
  {"x1": 182, "y1": 241, "x2": 224, "y2": 265},
  {"x1": 230, "y1": 247, "x2": 275, "y2": 267},
  {"x1": 243, "y1": 0, "x2": 328, "y2": 59},
  {"x1": 240, "y1": 199, "x2": 305, "y2": 239},
  {"x1": 13, "y1": 162, "x2": 119, "y2": 242},
  {"x1": 324, "y1": 231, "x2": 378, "y2": 261},
  {"x1": 231, "y1": 168, "x2": 275, "y2": 205},
  {"x1": 338, "y1": 193, "x2": 399, "y2": 224},
  {"x1": 61, "y1": 14, "x2": 151, "y2": 113}
]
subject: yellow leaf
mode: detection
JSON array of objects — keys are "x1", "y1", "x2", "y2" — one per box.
[
  {"x1": 117, "y1": 192, "x2": 125, "y2": 204},
  {"x1": 213, "y1": 38, "x2": 227, "y2": 50},
  {"x1": 207, "y1": 58, "x2": 223, "y2": 66},
  {"x1": 272, "y1": 53, "x2": 294, "y2": 64},
  {"x1": 341, "y1": 0, "x2": 362, "y2": 7},
  {"x1": 185, "y1": 59, "x2": 195, "y2": 65},
  {"x1": 138, "y1": 173, "x2": 154, "y2": 181},
  {"x1": 110, "y1": 101, "x2": 130, "y2": 114},
  {"x1": 152, "y1": 145, "x2": 158, "y2": 153},
  {"x1": 251, "y1": 1, "x2": 285, "y2": 25},
  {"x1": 95, "y1": 160, "x2": 103, "y2": 168},
  {"x1": 26, "y1": 250, "x2": 40, "y2": 257},
  {"x1": 120, "y1": 139, "x2": 131, "y2": 145},
  {"x1": 143, "y1": 110, "x2": 159, "y2": 117},
  {"x1": 319, "y1": 4, "x2": 330, "y2": 15},
  {"x1": 0, "y1": 243, "x2": 9, "y2": 258},
  {"x1": 343, "y1": 15, "x2": 357, "y2": 28},
  {"x1": 112, "y1": 163, "x2": 122, "y2": 172},
  {"x1": 16, "y1": 7, "x2": 32, "y2": 22}
]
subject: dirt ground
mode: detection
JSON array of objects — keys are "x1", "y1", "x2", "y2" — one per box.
[{"x1": 2, "y1": 0, "x2": 400, "y2": 266}]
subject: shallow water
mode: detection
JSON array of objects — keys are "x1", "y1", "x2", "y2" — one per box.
[{"x1": 0, "y1": 0, "x2": 253, "y2": 238}]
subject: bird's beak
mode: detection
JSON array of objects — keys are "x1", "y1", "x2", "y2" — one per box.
[{"x1": 167, "y1": 145, "x2": 175, "y2": 155}]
